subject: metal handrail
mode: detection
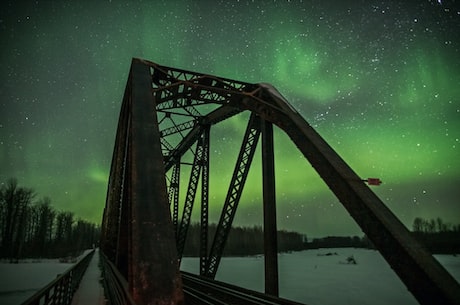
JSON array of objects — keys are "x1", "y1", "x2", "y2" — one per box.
[
  {"x1": 21, "y1": 249, "x2": 95, "y2": 305},
  {"x1": 99, "y1": 251, "x2": 137, "y2": 305}
]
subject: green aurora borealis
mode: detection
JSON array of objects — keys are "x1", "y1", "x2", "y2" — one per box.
[{"x1": 1, "y1": 1, "x2": 459, "y2": 236}]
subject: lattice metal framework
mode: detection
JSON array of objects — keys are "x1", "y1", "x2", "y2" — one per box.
[
  {"x1": 204, "y1": 112, "x2": 262, "y2": 278},
  {"x1": 176, "y1": 132, "x2": 206, "y2": 259},
  {"x1": 101, "y1": 58, "x2": 460, "y2": 305},
  {"x1": 168, "y1": 161, "x2": 180, "y2": 233}
]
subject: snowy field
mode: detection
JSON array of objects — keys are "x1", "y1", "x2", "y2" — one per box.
[
  {"x1": 181, "y1": 248, "x2": 460, "y2": 305},
  {"x1": 1, "y1": 248, "x2": 458, "y2": 305},
  {"x1": 0, "y1": 250, "x2": 92, "y2": 305},
  {"x1": 0, "y1": 259, "x2": 73, "y2": 305}
]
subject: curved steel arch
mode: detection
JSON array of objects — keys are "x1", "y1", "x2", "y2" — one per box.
[{"x1": 102, "y1": 58, "x2": 460, "y2": 305}]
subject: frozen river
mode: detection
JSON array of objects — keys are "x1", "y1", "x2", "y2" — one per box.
[
  {"x1": 0, "y1": 259, "x2": 73, "y2": 305},
  {"x1": 181, "y1": 248, "x2": 460, "y2": 305},
  {"x1": 1, "y1": 248, "x2": 459, "y2": 305}
]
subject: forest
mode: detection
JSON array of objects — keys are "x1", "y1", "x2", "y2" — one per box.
[
  {"x1": 182, "y1": 223, "x2": 307, "y2": 257},
  {"x1": 411, "y1": 216, "x2": 460, "y2": 254},
  {"x1": 306, "y1": 217, "x2": 460, "y2": 254},
  {"x1": 182, "y1": 215, "x2": 460, "y2": 256},
  {"x1": 0, "y1": 178, "x2": 100, "y2": 261},
  {"x1": 1, "y1": 178, "x2": 458, "y2": 261}
]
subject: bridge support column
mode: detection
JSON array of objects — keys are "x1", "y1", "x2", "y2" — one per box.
[
  {"x1": 128, "y1": 58, "x2": 184, "y2": 304},
  {"x1": 261, "y1": 119, "x2": 279, "y2": 296}
]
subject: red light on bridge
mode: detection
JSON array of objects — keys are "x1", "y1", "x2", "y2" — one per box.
[{"x1": 366, "y1": 178, "x2": 382, "y2": 186}]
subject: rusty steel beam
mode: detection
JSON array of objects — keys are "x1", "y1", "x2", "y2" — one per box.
[
  {"x1": 176, "y1": 137, "x2": 204, "y2": 260},
  {"x1": 163, "y1": 105, "x2": 242, "y2": 172},
  {"x1": 105, "y1": 59, "x2": 459, "y2": 305},
  {"x1": 200, "y1": 126, "x2": 210, "y2": 276},
  {"x1": 115, "y1": 97, "x2": 132, "y2": 278},
  {"x1": 126, "y1": 58, "x2": 184, "y2": 304},
  {"x1": 261, "y1": 119, "x2": 279, "y2": 297},
  {"x1": 244, "y1": 83, "x2": 460, "y2": 305},
  {"x1": 205, "y1": 113, "x2": 261, "y2": 279},
  {"x1": 160, "y1": 120, "x2": 196, "y2": 137},
  {"x1": 168, "y1": 162, "x2": 181, "y2": 234},
  {"x1": 101, "y1": 84, "x2": 130, "y2": 264}
]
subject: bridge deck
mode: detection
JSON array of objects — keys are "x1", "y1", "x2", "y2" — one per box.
[{"x1": 71, "y1": 249, "x2": 106, "y2": 305}]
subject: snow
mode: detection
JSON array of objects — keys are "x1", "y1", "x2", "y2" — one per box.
[
  {"x1": 0, "y1": 259, "x2": 73, "y2": 305},
  {"x1": 181, "y1": 248, "x2": 460, "y2": 305},
  {"x1": 1, "y1": 248, "x2": 458, "y2": 305},
  {"x1": 70, "y1": 249, "x2": 105, "y2": 305},
  {"x1": 0, "y1": 250, "x2": 93, "y2": 305}
]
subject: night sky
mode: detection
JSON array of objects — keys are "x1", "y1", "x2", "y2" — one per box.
[{"x1": 1, "y1": 1, "x2": 459, "y2": 237}]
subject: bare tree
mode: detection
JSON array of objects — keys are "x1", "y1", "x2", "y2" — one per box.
[
  {"x1": 0, "y1": 178, "x2": 35, "y2": 260},
  {"x1": 0, "y1": 178, "x2": 100, "y2": 258},
  {"x1": 412, "y1": 217, "x2": 424, "y2": 232},
  {"x1": 34, "y1": 197, "x2": 55, "y2": 256}
]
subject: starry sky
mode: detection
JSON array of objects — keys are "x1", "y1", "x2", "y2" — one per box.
[{"x1": 1, "y1": 0, "x2": 459, "y2": 237}]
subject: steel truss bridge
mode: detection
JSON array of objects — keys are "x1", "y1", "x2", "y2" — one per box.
[{"x1": 99, "y1": 58, "x2": 460, "y2": 305}]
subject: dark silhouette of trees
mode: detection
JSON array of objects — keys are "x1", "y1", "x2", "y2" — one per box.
[
  {"x1": 278, "y1": 229, "x2": 306, "y2": 252},
  {"x1": 32, "y1": 197, "x2": 55, "y2": 256},
  {"x1": 0, "y1": 178, "x2": 35, "y2": 261},
  {"x1": 412, "y1": 216, "x2": 460, "y2": 254},
  {"x1": 182, "y1": 223, "x2": 307, "y2": 256},
  {"x1": 0, "y1": 178, "x2": 100, "y2": 260},
  {"x1": 412, "y1": 216, "x2": 459, "y2": 234},
  {"x1": 307, "y1": 235, "x2": 370, "y2": 249},
  {"x1": 54, "y1": 211, "x2": 74, "y2": 255}
]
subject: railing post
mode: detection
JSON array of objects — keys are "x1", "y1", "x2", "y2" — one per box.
[{"x1": 21, "y1": 250, "x2": 95, "y2": 305}]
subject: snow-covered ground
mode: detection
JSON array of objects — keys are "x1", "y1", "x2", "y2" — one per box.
[
  {"x1": 0, "y1": 250, "x2": 93, "y2": 305},
  {"x1": 1, "y1": 248, "x2": 458, "y2": 305},
  {"x1": 0, "y1": 259, "x2": 73, "y2": 305},
  {"x1": 181, "y1": 248, "x2": 460, "y2": 305}
]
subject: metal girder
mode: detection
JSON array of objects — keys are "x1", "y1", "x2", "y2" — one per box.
[
  {"x1": 164, "y1": 105, "x2": 242, "y2": 172},
  {"x1": 102, "y1": 58, "x2": 184, "y2": 305},
  {"x1": 160, "y1": 136, "x2": 175, "y2": 155},
  {"x1": 168, "y1": 162, "x2": 181, "y2": 234},
  {"x1": 103, "y1": 59, "x2": 460, "y2": 305},
  {"x1": 151, "y1": 62, "x2": 254, "y2": 91},
  {"x1": 200, "y1": 126, "x2": 210, "y2": 276},
  {"x1": 204, "y1": 113, "x2": 261, "y2": 279},
  {"x1": 101, "y1": 84, "x2": 130, "y2": 264},
  {"x1": 116, "y1": 156, "x2": 130, "y2": 278},
  {"x1": 160, "y1": 119, "x2": 196, "y2": 137},
  {"x1": 155, "y1": 87, "x2": 228, "y2": 109},
  {"x1": 245, "y1": 83, "x2": 460, "y2": 305},
  {"x1": 261, "y1": 119, "x2": 278, "y2": 296},
  {"x1": 176, "y1": 135, "x2": 205, "y2": 260},
  {"x1": 184, "y1": 105, "x2": 202, "y2": 118}
]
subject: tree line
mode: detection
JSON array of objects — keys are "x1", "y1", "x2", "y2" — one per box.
[
  {"x1": 412, "y1": 216, "x2": 460, "y2": 254},
  {"x1": 0, "y1": 178, "x2": 100, "y2": 261},
  {"x1": 182, "y1": 223, "x2": 307, "y2": 256},
  {"x1": 181, "y1": 216, "x2": 460, "y2": 256},
  {"x1": 412, "y1": 217, "x2": 460, "y2": 233},
  {"x1": 306, "y1": 235, "x2": 372, "y2": 249},
  {"x1": 306, "y1": 217, "x2": 460, "y2": 253}
]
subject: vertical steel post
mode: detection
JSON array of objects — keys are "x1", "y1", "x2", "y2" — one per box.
[
  {"x1": 261, "y1": 119, "x2": 279, "y2": 296},
  {"x1": 128, "y1": 58, "x2": 184, "y2": 304}
]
